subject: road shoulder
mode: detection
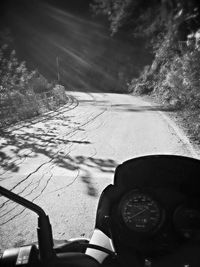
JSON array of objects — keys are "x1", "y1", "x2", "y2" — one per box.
[{"x1": 136, "y1": 94, "x2": 200, "y2": 159}]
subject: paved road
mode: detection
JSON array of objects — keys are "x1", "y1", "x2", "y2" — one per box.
[{"x1": 0, "y1": 91, "x2": 198, "y2": 251}]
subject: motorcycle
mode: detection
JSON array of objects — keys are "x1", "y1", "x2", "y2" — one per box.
[{"x1": 1, "y1": 154, "x2": 200, "y2": 267}]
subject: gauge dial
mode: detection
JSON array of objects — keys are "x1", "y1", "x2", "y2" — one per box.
[
  {"x1": 120, "y1": 191, "x2": 161, "y2": 232},
  {"x1": 174, "y1": 205, "x2": 200, "y2": 239}
]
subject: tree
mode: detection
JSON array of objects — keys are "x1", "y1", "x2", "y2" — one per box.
[{"x1": 91, "y1": 0, "x2": 200, "y2": 41}]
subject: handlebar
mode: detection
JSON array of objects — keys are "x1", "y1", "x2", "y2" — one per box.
[
  {"x1": 0, "y1": 239, "x2": 117, "y2": 267},
  {"x1": 0, "y1": 244, "x2": 100, "y2": 267}
]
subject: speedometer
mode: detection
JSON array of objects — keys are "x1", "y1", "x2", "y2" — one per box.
[{"x1": 120, "y1": 191, "x2": 162, "y2": 232}]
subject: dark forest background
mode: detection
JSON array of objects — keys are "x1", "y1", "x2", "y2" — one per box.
[{"x1": 0, "y1": 0, "x2": 152, "y2": 93}]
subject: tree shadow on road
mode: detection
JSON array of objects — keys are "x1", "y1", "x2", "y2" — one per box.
[
  {"x1": 0, "y1": 115, "x2": 117, "y2": 198},
  {"x1": 109, "y1": 104, "x2": 180, "y2": 112}
]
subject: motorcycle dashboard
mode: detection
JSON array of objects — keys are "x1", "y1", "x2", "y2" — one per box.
[
  {"x1": 110, "y1": 188, "x2": 200, "y2": 262},
  {"x1": 102, "y1": 155, "x2": 200, "y2": 256}
]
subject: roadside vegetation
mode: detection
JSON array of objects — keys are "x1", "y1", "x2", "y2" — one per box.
[
  {"x1": 92, "y1": 0, "x2": 200, "y2": 144},
  {"x1": 0, "y1": 29, "x2": 68, "y2": 127}
]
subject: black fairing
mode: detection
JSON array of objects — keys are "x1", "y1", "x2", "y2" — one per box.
[
  {"x1": 114, "y1": 155, "x2": 200, "y2": 194},
  {"x1": 96, "y1": 155, "x2": 200, "y2": 233},
  {"x1": 95, "y1": 155, "x2": 200, "y2": 266}
]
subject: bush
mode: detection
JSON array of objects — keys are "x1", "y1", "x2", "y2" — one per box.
[
  {"x1": 53, "y1": 85, "x2": 68, "y2": 105},
  {"x1": 134, "y1": 82, "x2": 152, "y2": 95},
  {"x1": 158, "y1": 30, "x2": 200, "y2": 108},
  {"x1": 0, "y1": 46, "x2": 35, "y2": 94},
  {"x1": 0, "y1": 37, "x2": 67, "y2": 126},
  {"x1": 29, "y1": 73, "x2": 53, "y2": 93}
]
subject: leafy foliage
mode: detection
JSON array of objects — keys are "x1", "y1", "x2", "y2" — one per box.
[
  {"x1": 92, "y1": 0, "x2": 200, "y2": 37},
  {"x1": 0, "y1": 45, "x2": 35, "y2": 94},
  {"x1": 0, "y1": 29, "x2": 67, "y2": 126}
]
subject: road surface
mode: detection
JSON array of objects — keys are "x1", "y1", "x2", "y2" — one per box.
[{"x1": 0, "y1": 91, "x2": 198, "y2": 251}]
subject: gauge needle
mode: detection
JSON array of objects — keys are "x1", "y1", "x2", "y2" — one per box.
[{"x1": 130, "y1": 209, "x2": 146, "y2": 219}]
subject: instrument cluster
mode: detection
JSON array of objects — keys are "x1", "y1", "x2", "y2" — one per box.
[{"x1": 113, "y1": 188, "x2": 200, "y2": 253}]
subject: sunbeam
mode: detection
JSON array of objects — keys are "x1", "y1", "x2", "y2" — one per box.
[{"x1": 3, "y1": 0, "x2": 151, "y2": 92}]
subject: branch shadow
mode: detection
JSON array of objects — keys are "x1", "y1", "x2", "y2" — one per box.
[
  {"x1": 0, "y1": 116, "x2": 117, "y2": 197},
  {"x1": 110, "y1": 104, "x2": 180, "y2": 112}
]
